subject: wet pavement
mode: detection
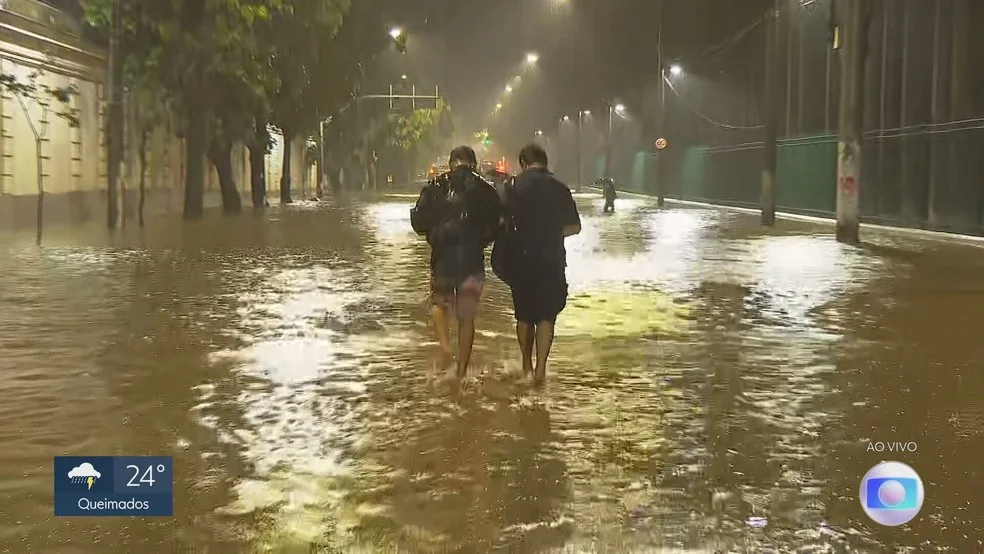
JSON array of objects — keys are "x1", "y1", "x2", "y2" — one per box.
[{"x1": 1, "y1": 191, "x2": 983, "y2": 552}]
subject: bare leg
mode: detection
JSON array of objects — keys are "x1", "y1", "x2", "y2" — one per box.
[
  {"x1": 516, "y1": 321, "x2": 535, "y2": 376},
  {"x1": 533, "y1": 321, "x2": 555, "y2": 386},
  {"x1": 456, "y1": 316, "x2": 475, "y2": 376},
  {"x1": 431, "y1": 304, "x2": 452, "y2": 357}
]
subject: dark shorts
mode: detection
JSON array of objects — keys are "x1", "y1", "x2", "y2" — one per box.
[
  {"x1": 510, "y1": 269, "x2": 568, "y2": 324},
  {"x1": 430, "y1": 262, "x2": 484, "y2": 320}
]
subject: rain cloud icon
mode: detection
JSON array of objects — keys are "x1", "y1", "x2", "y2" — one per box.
[{"x1": 68, "y1": 463, "x2": 101, "y2": 490}]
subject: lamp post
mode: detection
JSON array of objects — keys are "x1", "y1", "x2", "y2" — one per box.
[
  {"x1": 577, "y1": 110, "x2": 589, "y2": 191},
  {"x1": 605, "y1": 103, "x2": 625, "y2": 179},
  {"x1": 656, "y1": 64, "x2": 682, "y2": 207}
]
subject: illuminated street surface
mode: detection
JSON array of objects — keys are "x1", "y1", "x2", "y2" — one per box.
[{"x1": 1, "y1": 192, "x2": 982, "y2": 552}]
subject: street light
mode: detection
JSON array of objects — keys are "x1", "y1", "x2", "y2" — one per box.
[
  {"x1": 669, "y1": 63, "x2": 683, "y2": 76},
  {"x1": 400, "y1": 74, "x2": 407, "y2": 80},
  {"x1": 562, "y1": 115, "x2": 570, "y2": 122},
  {"x1": 534, "y1": 129, "x2": 544, "y2": 136},
  {"x1": 525, "y1": 52, "x2": 539, "y2": 64},
  {"x1": 505, "y1": 84, "x2": 513, "y2": 93},
  {"x1": 389, "y1": 27, "x2": 402, "y2": 39},
  {"x1": 573, "y1": 109, "x2": 592, "y2": 191},
  {"x1": 604, "y1": 102, "x2": 628, "y2": 178},
  {"x1": 495, "y1": 102, "x2": 503, "y2": 110}
]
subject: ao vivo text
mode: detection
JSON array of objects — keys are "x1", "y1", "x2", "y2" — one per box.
[{"x1": 866, "y1": 441, "x2": 918, "y2": 453}]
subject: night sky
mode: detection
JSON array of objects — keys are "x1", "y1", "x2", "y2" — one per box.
[
  {"x1": 43, "y1": 0, "x2": 775, "y2": 153},
  {"x1": 384, "y1": 0, "x2": 773, "y2": 153}
]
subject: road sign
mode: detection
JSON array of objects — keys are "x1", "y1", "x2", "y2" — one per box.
[{"x1": 655, "y1": 137, "x2": 668, "y2": 150}]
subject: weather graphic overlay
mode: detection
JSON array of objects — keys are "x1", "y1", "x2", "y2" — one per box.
[
  {"x1": 54, "y1": 456, "x2": 173, "y2": 517},
  {"x1": 859, "y1": 461, "x2": 924, "y2": 526},
  {"x1": 68, "y1": 462, "x2": 101, "y2": 490}
]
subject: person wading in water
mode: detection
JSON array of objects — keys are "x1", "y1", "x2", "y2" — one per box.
[
  {"x1": 411, "y1": 146, "x2": 501, "y2": 377},
  {"x1": 504, "y1": 143, "x2": 581, "y2": 385}
]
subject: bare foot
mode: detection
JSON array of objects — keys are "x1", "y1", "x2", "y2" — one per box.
[
  {"x1": 532, "y1": 365, "x2": 546, "y2": 387},
  {"x1": 439, "y1": 347, "x2": 453, "y2": 368}
]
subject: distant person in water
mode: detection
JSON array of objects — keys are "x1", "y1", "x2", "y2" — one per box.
[
  {"x1": 602, "y1": 178, "x2": 617, "y2": 213},
  {"x1": 410, "y1": 146, "x2": 501, "y2": 376}
]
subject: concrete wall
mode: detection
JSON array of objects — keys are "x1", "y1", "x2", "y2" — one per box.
[{"x1": 0, "y1": 0, "x2": 313, "y2": 233}]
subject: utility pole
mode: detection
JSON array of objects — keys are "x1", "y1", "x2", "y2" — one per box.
[
  {"x1": 576, "y1": 110, "x2": 584, "y2": 192},
  {"x1": 834, "y1": 0, "x2": 868, "y2": 244},
  {"x1": 761, "y1": 0, "x2": 779, "y2": 226},
  {"x1": 605, "y1": 104, "x2": 613, "y2": 178},
  {"x1": 656, "y1": 11, "x2": 666, "y2": 208},
  {"x1": 106, "y1": 0, "x2": 122, "y2": 228}
]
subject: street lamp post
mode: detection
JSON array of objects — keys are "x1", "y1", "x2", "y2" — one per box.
[
  {"x1": 657, "y1": 62, "x2": 682, "y2": 208},
  {"x1": 605, "y1": 104, "x2": 624, "y2": 179},
  {"x1": 577, "y1": 110, "x2": 589, "y2": 191}
]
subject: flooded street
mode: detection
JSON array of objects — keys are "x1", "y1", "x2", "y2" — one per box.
[{"x1": 1, "y1": 192, "x2": 983, "y2": 552}]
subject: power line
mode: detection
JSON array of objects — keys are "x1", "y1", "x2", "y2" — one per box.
[{"x1": 663, "y1": 73, "x2": 764, "y2": 130}]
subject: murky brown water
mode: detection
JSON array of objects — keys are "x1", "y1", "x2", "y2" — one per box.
[{"x1": 1, "y1": 192, "x2": 983, "y2": 552}]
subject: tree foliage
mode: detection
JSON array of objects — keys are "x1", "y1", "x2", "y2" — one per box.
[
  {"x1": 385, "y1": 99, "x2": 450, "y2": 152},
  {"x1": 78, "y1": 0, "x2": 448, "y2": 204},
  {"x1": 0, "y1": 71, "x2": 79, "y2": 128},
  {"x1": 264, "y1": 0, "x2": 352, "y2": 138}
]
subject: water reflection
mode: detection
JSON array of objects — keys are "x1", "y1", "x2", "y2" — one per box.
[{"x1": 1, "y1": 194, "x2": 983, "y2": 552}]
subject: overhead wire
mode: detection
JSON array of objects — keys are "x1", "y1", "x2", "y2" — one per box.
[
  {"x1": 661, "y1": 5, "x2": 773, "y2": 130},
  {"x1": 662, "y1": 74, "x2": 764, "y2": 130}
]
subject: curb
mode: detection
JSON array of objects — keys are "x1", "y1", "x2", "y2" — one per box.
[{"x1": 584, "y1": 187, "x2": 984, "y2": 247}]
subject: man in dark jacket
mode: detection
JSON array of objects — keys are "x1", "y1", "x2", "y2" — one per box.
[
  {"x1": 411, "y1": 146, "x2": 501, "y2": 376},
  {"x1": 507, "y1": 144, "x2": 581, "y2": 385}
]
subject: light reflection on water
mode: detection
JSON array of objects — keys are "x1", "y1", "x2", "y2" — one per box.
[{"x1": 0, "y1": 195, "x2": 982, "y2": 552}]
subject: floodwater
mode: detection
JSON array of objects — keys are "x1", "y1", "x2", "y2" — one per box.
[{"x1": 1, "y1": 192, "x2": 983, "y2": 553}]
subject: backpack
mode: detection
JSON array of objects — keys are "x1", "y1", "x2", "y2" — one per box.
[
  {"x1": 458, "y1": 171, "x2": 502, "y2": 247},
  {"x1": 490, "y1": 177, "x2": 521, "y2": 285},
  {"x1": 410, "y1": 175, "x2": 451, "y2": 236},
  {"x1": 410, "y1": 170, "x2": 500, "y2": 247}
]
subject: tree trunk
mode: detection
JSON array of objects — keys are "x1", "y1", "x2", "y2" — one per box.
[
  {"x1": 210, "y1": 141, "x2": 242, "y2": 212},
  {"x1": 280, "y1": 133, "x2": 293, "y2": 204},
  {"x1": 138, "y1": 128, "x2": 148, "y2": 227},
  {"x1": 249, "y1": 118, "x2": 268, "y2": 209},
  {"x1": 35, "y1": 137, "x2": 43, "y2": 245},
  {"x1": 184, "y1": 102, "x2": 207, "y2": 219},
  {"x1": 316, "y1": 123, "x2": 325, "y2": 198}
]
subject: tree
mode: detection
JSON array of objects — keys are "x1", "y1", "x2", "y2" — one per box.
[
  {"x1": 0, "y1": 68, "x2": 78, "y2": 244},
  {"x1": 128, "y1": 84, "x2": 167, "y2": 226},
  {"x1": 385, "y1": 100, "x2": 452, "y2": 180},
  {"x1": 263, "y1": 0, "x2": 351, "y2": 204},
  {"x1": 321, "y1": 0, "x2": 410, "y2": 190},
  {"x1": 206, "y1": 63, "x2": 272, "y2": 213},
  {"x1": 119, "y1": 51, "x2": 171, "y2": 226},
  {"x1": 84, "y1": 0, "x2": 282, "y2": 218}
]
